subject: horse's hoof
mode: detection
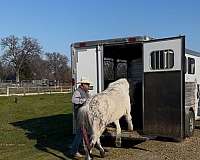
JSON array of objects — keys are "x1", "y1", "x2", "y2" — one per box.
[
  {"x1": 115, "y1": 136, "x2": 122, "y2": 147},
  {"x1": 85, "y1": 156, "x2": 93, "y2": 160},
  {"x1": 115, "y1": 141, "x2": 121, "y2": 147},
  {"x1": 100, "y1": 150, "x2": 105, "y2": 158}
]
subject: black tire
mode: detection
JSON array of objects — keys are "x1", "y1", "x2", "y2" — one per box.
[{"x1": 185, "y1": 111, "x2": 195, "y2": 137}]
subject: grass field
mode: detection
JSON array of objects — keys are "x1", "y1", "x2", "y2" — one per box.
[
  {"x1": 2, "y1": 94, "x2": 200, "y2": 160},
  {"x1": 0, "y1": 93, "x2": 73, "y2": 160}
]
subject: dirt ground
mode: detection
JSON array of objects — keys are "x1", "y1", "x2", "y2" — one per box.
[{"x1": 87, "y1": 121, "x2": 200, "y2": 160}]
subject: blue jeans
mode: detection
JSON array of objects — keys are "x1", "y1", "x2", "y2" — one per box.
[{"x1": 70, "y1": 128, "x2": 82, "y2": 154}]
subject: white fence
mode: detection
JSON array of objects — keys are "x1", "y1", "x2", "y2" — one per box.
[{"x1": 0, "y1": 86, "x2": 71, "y2": 96}]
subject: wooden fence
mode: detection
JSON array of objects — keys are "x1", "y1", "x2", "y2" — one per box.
[{"x1": 0, "y1": 86, "x2": 71, "y2": 96}]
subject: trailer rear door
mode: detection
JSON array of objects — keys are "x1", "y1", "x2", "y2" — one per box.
[
  {"x1": 143, "y1": 36, "x2": 185, "y2": 139},
  {"x1": 75, "y1": 47, "x2": 103, "y2": 95}
]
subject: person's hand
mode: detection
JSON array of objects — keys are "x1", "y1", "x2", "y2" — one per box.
[{"x1": 80, "y1": 98, "x2": 86, "y2": 104}]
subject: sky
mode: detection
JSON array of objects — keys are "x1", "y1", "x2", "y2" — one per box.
[{"x1": 0, "y1": 0, "x2": 200, "y2": 60}]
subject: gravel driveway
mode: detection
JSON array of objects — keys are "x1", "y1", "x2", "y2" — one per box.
[{"x1": 90, "y1": 121, "x2": 200, "y2": 160}]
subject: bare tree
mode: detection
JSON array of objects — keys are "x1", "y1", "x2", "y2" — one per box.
[
  {"x1": 0, "y1": 59, "x2": 3, "y2": 80},
  {"x1": 29, "y1": 54, "x2": 49, "y2": 80},
  {"x1": 45, "y1": 52, "x2": 70, "y2": 82},
  {"x1": 1, "y1": 35, "x2": 42, "y2": 83}
]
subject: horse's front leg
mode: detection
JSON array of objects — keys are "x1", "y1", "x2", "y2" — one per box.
[{"x1": 114, "y1": 120, "x2": 122, "y2": 147}]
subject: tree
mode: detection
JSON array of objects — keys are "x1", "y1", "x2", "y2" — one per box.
[
  {"x1": 28, "y1": 54, "x2": 49, "y2": 80},
  {"x1": 45, "y1": 52, "x2": 71, "y2": 82},
  {"x1": 1, "y1": 35, "x2": 42, "y2": 83},
  {"x1": 0, "y1": 59, "x2": 3, "y2": 80}
]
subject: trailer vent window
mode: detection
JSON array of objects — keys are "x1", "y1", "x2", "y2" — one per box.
[
  {"x1": 188, "y1": 57, "x2": 195, "y2": 74},
  {"x1": 150, "y1": 50, "x2": 174, "y2": 70}
]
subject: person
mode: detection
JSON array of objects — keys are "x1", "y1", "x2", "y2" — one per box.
[{"x1": 69, "y1": 77, "x2": 91, "y2": 158}]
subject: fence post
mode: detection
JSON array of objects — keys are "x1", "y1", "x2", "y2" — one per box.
[
  {"x1": 7, "y1": 87, "x2": 9, "y2": 96},
  {"x1": 28, "y1": 86, "x2": 29, "y2": 93},
  {"x1": 23, "y1": 87, "x2": 26, "y2": 96},
  {"x1": 61, "y1": 86, "x2": 63, "y2": 92}
]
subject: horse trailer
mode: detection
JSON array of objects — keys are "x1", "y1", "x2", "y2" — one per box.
[{"x1": 71, "y1": 36, "x2": 200, "y2": 140}]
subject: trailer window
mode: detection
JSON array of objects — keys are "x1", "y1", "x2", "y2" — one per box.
[
  {"x1": 116, "y1": 59, "x2": 127, "y2": 78},
  {"x1": 104, "y1": 58, "x2": 127, "y2": 80},
  {"x1": 188, "y1": 57, "x2": 195, "y2": 74},
  {"x1": 104, "y1": 58, "x2": 114, "y2": 80},
  {"x1": 150, "y1": 50, "x2": 174, "y2": 70}
]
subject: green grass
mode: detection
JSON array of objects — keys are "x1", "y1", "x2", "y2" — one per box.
[{"x1": 0, "y1": 93, "x2": 73, "y2": 160}]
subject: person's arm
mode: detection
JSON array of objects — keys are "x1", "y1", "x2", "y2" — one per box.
[{"x1": 72, "y1": 90, "x2": 87, "y2": 105}]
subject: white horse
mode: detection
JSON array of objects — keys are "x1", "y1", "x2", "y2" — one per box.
[{"x1": 77, "y1": 78, "x2": 133, "y2": 160}]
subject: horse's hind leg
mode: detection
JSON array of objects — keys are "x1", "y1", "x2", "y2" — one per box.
[
  {"x1": 95, "y1": 138, "x2": 105, "y2": 158},
  {"x1": 114, "y1": 120, "x2": 122, "y2": 147},
  {"x1": 83, "y1": 140, "x2": 92, "y2": 160},
  {"x1": 81, "y1": 126, "x2": 93, "y2": 160},
  {"x1": 125, "y1": 103, "x2": 134, "y2": 131},
  {"x1": 125, "y1": 113, "x2": 133, "y2": 131}
]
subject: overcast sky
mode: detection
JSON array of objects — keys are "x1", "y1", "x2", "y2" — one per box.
[{"x1": 0, "y1": 0, "x2": 199, "y2": 59}]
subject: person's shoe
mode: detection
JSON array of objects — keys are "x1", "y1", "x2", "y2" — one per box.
[
  {"x1": 73, "y1": 152, "x2": 84, "y2": 158},
  {"x1": 79, "y1": 148, "x2": 86, "y2": 155}
]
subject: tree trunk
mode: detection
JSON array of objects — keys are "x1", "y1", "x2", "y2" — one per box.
[{"x1": 16, "y1": 69, "x2": 20, "y2": 84}]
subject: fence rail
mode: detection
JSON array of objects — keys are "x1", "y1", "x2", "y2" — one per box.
[{"x1": 0, "y1": 86, "x2": 71, "y2": 96}]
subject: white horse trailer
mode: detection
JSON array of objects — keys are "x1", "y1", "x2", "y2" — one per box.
[{"x1": 71, "y1": 36, "x2": 200, "y2": 140}]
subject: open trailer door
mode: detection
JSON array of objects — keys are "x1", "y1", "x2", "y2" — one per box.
[
  {"x1": 72, "y1": 46, "x2": 103, "y2": 133},
  {"x1": 143, "y1": 36, "x2": 185, "y2": 140},
  {"x1": 73, "y1": 46, "x2": 103, "y2": 96}
]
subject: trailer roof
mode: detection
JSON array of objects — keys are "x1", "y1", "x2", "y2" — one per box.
[
  {"x1": 71, "y1": 36, "x2": 152, "y2": 48},
  {"x1": 71, "y1": 36, "x2": 200, "y2": 57},
  {"x1": 186, "y1": 49, "x2": 200, "y2": 57}
]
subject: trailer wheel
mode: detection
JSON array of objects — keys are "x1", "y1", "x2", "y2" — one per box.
[{"x1": 185, "y1": 111, "x2": 195, "y2": 137}]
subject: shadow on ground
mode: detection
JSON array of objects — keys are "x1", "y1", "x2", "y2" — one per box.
[
  {"x1": 11, "y1": 114, "x2": 147, "y2": 159},
  {"x1": 101, "y1": 134, "x2": 148, "y2": 152},
  {"x1": 11, "y1": 114, "x2": 74, "y2": 160}
]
